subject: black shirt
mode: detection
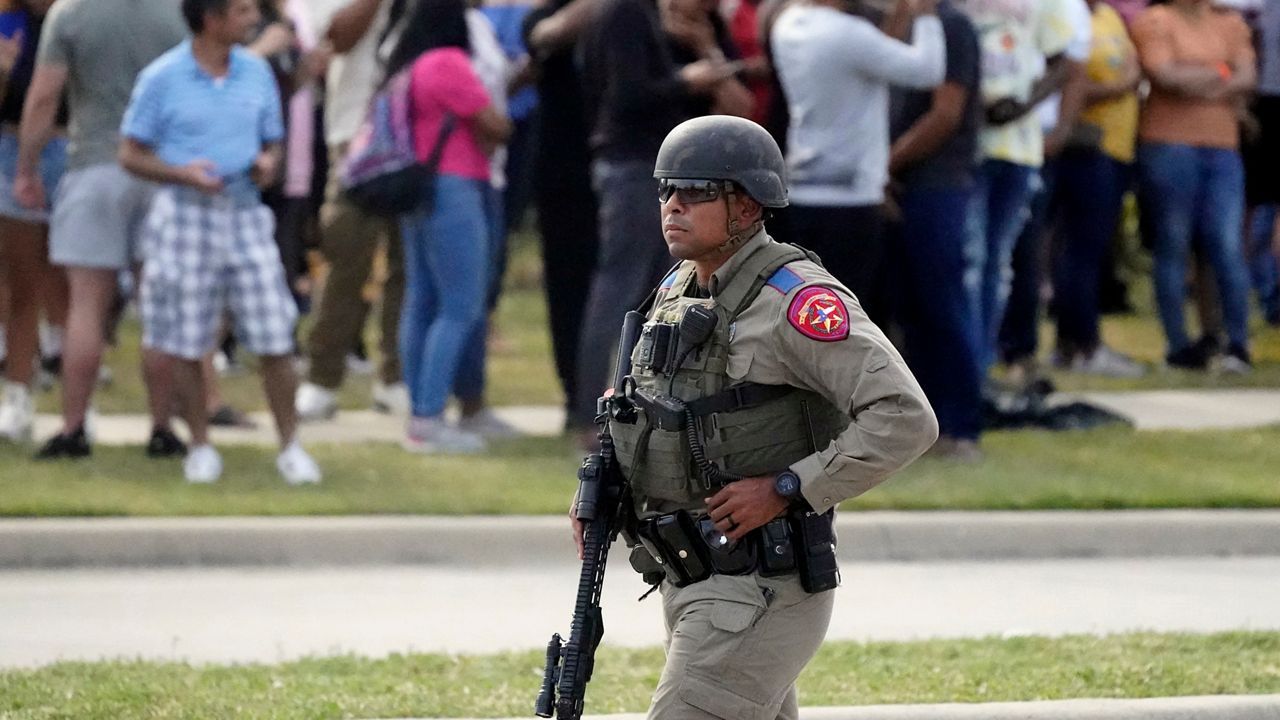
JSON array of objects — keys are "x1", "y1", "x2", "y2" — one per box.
[
  {"x1": 0, "y1": 11, "x2": 70, "y2": 127},
  {"x1": 888, "y1": 1, "x2": 981, "y2": 190},
  {"x1": 579, "y1": 0, "x2": 691, "y2": 162},
  {"x1": 522, "y1": 2, "x2": 595, "y2": 180}
]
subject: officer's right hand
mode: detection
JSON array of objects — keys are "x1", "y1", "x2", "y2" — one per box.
[{"x1": 569, "y1": 501, "x2": 586, "y2": 560}]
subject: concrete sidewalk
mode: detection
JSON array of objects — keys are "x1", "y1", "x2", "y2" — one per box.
[
  {"x1": 3, "y1": 511, "x2": 1279, "y2": 568},
  {"x1": 32, "y1": 389, "x2": 1280, "y2": 447},
  {"x1": 419, "y1": 696, "x2": 1280, "y2": 720}
]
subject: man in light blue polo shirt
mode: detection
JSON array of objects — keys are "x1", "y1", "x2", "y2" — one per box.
[{"x1": 119, "y1": 0, "x2": 320, "y2": 485}]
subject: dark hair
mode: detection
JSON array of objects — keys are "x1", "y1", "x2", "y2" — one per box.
[
  {"x1": 383, "y1": 0, "x2": 471, "y2": 81},
  {"x1": 181, "y1": 0, "x2": 233, "y2": 33}
]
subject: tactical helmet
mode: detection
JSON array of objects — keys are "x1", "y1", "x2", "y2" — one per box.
[{"x1": 654, "y1": 115, "x2": 788, "y2": 208}]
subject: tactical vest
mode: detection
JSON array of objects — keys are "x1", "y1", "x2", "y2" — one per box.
[{"x1": 610, "y1": 242, "x2": 847, "y2": 516}]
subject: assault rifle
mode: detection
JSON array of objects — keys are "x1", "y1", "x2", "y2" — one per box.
[{"x1": 535, "y1": 311, "x2": 645, "y2": 720}]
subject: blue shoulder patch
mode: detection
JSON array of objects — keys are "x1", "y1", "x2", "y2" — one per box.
[
  {"x1": 659, "y1": 269, "x2": 679, "y2": 290},
  {"x1": 765, "y1": 266, "x2": 804, "y2": 295}
]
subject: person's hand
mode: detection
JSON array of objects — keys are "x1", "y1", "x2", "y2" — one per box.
[
  {"x1": 986, "y1": 97, "x2": 1028, "y2": 126},
  {"x1": 1043, "y1": 125, "x2": 1069, "y2": 159},
  {"x1": 300, "y1": 43, "x2": 333, "y2": 83},
  {"x1": 705, "y1": 475, "x2": 788, "y2": 542},
  {"x1": 13, "y1": 169, "x2": 45, "y2": 211},
  {"x1": 680, "y1": 59, "x2": 733, "y2": 94},
  {"x1": 251, "y1": 151, "x2": 280, "y2": 189},
  {"x1": 254, "y1": 22, "x2": 295, "y2": 58},
  {"x1": 0, "y1": 30, "x2": 23, "y2": 76},
  {"x1": 663, "y1": 10, "x2": 716, "y2": 56},
  {"x1": 184, "y1": 160, "x2": 224, "y2": 195},
  {"x1": 569, "y1": 498, "x2": 586, "y2": 560}
]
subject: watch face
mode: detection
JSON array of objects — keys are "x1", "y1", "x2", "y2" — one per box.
[{"x1": 777, "y1": 472, "x2": 799, "y2": 497}]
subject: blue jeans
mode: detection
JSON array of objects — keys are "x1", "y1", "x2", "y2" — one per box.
[
  {"x1": 965, "y1": 159, "x2": 1038, "y2": 370},
  {"x1": 452, "y1": 185, "x2": 505, "y2": 403},
  {"x1": 398, "y1": 174, "x2": 489, "y2": 418},
  {"x1": 897, "y1": 186, "x2": 983, "y2": 441},
  {"x1": 1053, "y1": 149, "x2": 1130, "y2": 354},
  {"x1": 1248, "y1": 204, "x2": 1280, "y2": 321},
  {"x1": 1137, "y1": 143, "x2": 1250, "y2": 354}
]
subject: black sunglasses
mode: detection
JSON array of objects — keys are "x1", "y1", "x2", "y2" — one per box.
[{"x1": 658, "y1": 178, "x2": 729, "y2": 205}]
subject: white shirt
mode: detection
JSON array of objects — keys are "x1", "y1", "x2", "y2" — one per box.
[{"x1": 310, "y1": 0, "x2": 394, "y2": 147}]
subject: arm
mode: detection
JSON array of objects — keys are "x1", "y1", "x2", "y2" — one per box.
[
  {"x1": 326, "y1": 0, "x2": 381, "y2": 54},
  {"x1": 1084, "y1": 50, "x2": 1141, "y2": 104},
  {"x1": 889, "y1": 81, "x2": 969, "y2": 176},
  {"x1": 835, "y1": 13, "x2": 946, "y2": 90},
  {"x1": 471, "y1": 103, "x2": 514, "y2": 148},
  {"x1": 1044, "y1": 57, "x2": 1088, "y2": 158},
  {"x1": 118, "y1": 137, "x2": 223, "y2": 193},
  {"x1": 710, "y1": 75, "x2": 756, "y2": 118},
  {"x1": 251, "y1": 141, "x2": 285, "y2": 189},
  {"x1": 526, "y1": 0, "x2": 603, "y2": 57},
  {"x1": 14, "y1": 64, "x2": 67, "y2": 209}
]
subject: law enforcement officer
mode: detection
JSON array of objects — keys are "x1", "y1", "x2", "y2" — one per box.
[{"x1": 571, "y1": 115, "x2": 939, "y2": 720}]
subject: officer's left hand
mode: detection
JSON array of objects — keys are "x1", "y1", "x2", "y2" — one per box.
[{"x1": 705, "y1": 476, "x2": 788, "y2": 542}]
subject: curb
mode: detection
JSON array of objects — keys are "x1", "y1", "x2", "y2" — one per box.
[
  {"x1": 2, "y1": 510, "x2": 1279, "y2": 568},
  {"x1": 414, "y1": 695, "x2": 1280, "y2": 720}
]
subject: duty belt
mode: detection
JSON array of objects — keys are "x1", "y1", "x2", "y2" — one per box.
[{"x1": 630, "y1": 507, "x2": 841, "y2": 594}]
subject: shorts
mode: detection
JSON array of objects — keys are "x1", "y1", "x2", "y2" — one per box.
[
  {"x1": 49, "y1": 163, "x2": 157, "y2": 269},
  {"x1": 140, "y1": 186, "x2": 298, "y2": 360},
  {"x1": 0, "y1": 130, "x2": 67, "y2": 224}
]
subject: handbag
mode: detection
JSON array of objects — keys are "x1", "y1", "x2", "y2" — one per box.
[{"x1": 340, "y1": 67, "x2": 456, "y2": 217}]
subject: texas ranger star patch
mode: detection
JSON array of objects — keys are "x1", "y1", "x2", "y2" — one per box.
[{"x1": 788, "y1": 287, "x2": 849, "y2": 342}]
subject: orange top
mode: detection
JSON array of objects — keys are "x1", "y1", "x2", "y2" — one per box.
[{"x1": 1131, "y1": 6, "x2": 1253, "y2": 150}]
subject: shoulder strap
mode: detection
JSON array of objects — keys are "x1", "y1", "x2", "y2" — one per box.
[
  {"x1": 423, "y1": 113, "x2": 456, "y2": 171},
  {"x1": 716, "y1": 241, "x2": 809, "y2": 320}
]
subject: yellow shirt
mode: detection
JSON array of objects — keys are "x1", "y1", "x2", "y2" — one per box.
[{"x1": 1080, "y1": 4, "x2": 1140, "y2": 163}]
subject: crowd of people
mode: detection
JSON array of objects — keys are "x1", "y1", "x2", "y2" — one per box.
[{"x1": 0, "y1": 0, "x2": 1276, "y2": 478}]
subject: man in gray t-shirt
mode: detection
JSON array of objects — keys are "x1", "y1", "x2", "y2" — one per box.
[{"x1": 13, "y1": 0, "x2": 187, "y2": 460}]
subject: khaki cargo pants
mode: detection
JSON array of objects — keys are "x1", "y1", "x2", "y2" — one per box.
[{"x1": 648, "y1": 572, "x2": 834, "y2": 719}]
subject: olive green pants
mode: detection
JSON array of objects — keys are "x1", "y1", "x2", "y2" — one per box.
[
  {"x1": 647, "y1": 573, "x2": 834, "y2": 720},
  {"x1": 305, "y1": 144, "x2": 404, "y2": 389}
]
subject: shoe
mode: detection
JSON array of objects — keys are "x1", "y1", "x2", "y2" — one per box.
[
  {"x1": 0, "y1": 382, "x2": 34, "y2": 443},
  {"x1": 402, "y1": 416, "x2": 485, "y2": 454},
  {"x1": 184, "y1": 444, "x2": 223, "y2": 483},
  {"x1": 1165, "y1": 344, "x2": 1209, "y2": 371},
  {"x1": 372, "y1": 381, "x2": 410, "y2": 415},
  {"x1": 277, "y1": 441, "x2": 322, "y2": 485},
  {"x1": 457, "y1": 408, "x2": 521, "y2": 438},
  {"x1": 208, "y1": 404, "x2": 258, "y2": 429},
  {"x1": 1219, "y1": 345, "x2": 1252, "y2": 375},
  {"x1": 295, "y1": 382, "x2": 338, "y2": 421},
  {"x1": 146, "y1": 426, "x2": 188, "y2": 458},
  {"x1": 34, "y1": 425, "x2": 91, "y2": 460},
  {"x1": 1071, "y1": 346, "x2": 1146, "y2": 379},
  {"x1": 345, "y1": 352, "x2": 375, "y2": 377}
]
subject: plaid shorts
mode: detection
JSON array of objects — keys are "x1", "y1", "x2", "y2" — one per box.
[{"x1": 140, "y1": 186, "x2": 298, "y2": 360}]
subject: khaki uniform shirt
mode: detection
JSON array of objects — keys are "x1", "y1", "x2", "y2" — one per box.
[{"x1": 702, "y1": 229, "x2": 939, "y2": 513}]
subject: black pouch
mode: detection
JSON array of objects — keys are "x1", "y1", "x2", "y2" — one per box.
[
  {"x1": 636, "y1": 323, "x2": 676, "y2": 374},
  {"x1": 695, "y1": 516, "x2": 756, "y2": 575},
  {"x1": 638, "y1": 511, "x2": 712, "y2": 587},
  {"x1": 756, "y1": 517, "x2": 797, "y2": 577},
  {"x1": 791, "y1": 508, "x2": 840, "y2": 593}
]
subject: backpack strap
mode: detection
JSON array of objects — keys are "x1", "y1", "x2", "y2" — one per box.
[{"x1": 423, "y1": 113, "x2": 456, "y2": 172}]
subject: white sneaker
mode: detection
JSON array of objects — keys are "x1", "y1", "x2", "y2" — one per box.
[
  {"x1": 1070, "y1": 346, "x2": 1146, "y2": 379},
  {"x1": 402, "y1": 416, "x2": 486, "y2": 454},
  {"x1": 184, "y1": 445, "x2": 223, "y2": 484},
  {"x1": 277, "y1": 441, "x2": 322, "y2": 485},
  {"x1": 0, "y1": 382, "x2": 34, "y2": 443},
  {"x1": 457, "y1": 408, "x2": 521, "y2": 438},
  {"x1": 295, "y1": 382, "x2": 338, "y2": 421},
  {"x1": 372, "y1": 381, "x2": 410, "y2": 415}
]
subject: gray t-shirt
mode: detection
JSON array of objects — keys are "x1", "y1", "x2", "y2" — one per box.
[{"x1": 36, "y1": 0, "x2": 188, "y2": 170}]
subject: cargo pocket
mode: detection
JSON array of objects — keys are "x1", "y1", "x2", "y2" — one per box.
[{"x1": 677, "y1": 597, "x2": 770, "y2": 719}]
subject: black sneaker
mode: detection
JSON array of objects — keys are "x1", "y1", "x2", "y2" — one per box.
[
  {"x1": 146, "y1": 426, "x2": 188, "y2": 458},
  {"x1": 34, "y1": 426, "x2": 91, "y2": 460},
  {"x1": 1166, "y1": 343, "x2": 1210, "y2": 370}
]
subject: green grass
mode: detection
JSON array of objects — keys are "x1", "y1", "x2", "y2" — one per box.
[
  {"x1": 1, "y1": 632, "x2": 1277, "y2": 719},
  {"x1": 4, "y1": 424, "x2": 1280, "y2": 516}
]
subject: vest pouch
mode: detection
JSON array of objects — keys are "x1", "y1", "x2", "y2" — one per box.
[
  {"x1": 703, "y1": 394, "x2": 846, "y2": 478},
  {"x1": 612, "y1": 408, "x2": 699, "y2": 503}
]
